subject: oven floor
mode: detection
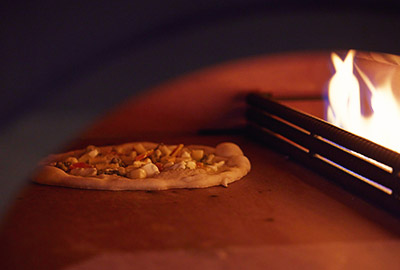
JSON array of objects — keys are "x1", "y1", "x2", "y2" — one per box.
[{"x1": 1, "y1": 135, "x2": 400, "y2": 269}]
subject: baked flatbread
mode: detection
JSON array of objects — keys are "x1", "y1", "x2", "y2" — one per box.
[{"x1": 33, "y1": 142, "x2": 251, "y2": 190}]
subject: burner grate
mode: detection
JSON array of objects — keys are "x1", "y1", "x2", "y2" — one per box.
[{"x1": 246, "y1": 92, "x2": 400, "y2": 216}]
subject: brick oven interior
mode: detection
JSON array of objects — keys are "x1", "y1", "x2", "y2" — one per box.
[{"x1": 1, "y1": 1, "x2": 400, "y2": 268}]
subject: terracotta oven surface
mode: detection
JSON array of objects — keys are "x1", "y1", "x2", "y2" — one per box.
[{"x1": 1, "y1": 52, "x2": 399, "y2": 269}]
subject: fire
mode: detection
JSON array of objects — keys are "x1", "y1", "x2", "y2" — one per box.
[{"x1": 326, "y1": 50, "x2": 400, "y2": 153}]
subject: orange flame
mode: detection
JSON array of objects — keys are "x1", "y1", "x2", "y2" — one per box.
[{"x1": 326, "y1": 50, "x2": 400, "y2": 153}]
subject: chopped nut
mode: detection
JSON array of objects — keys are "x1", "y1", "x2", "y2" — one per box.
[
  {"x1": 143, "y1": 158, "x2": 152, "y2": 164},
  {"x1": 87, "y1": 149, "x2": 99, "y2": 158},
  {"x1": 180, "y1": 151, "x2": 191, "y2": 160},
  {"x1": 78, "y1": 154, "x2": 90, "y2": 163},
  {"x1": 161, "y1": 156, "x2": 176, "y2": 163},
  {"x1": 170, "y1": 161, "x2": 186, "y2": 170},
  {"x1": 64, "y1": 157, "x2": 78, "y2": 164},
  {"x1": 215, "y1": 160, "x2": 225, "y2": 168},
  {"x1": 120, "y1": 155, "x2": 134, "y2": 166},
  {"x1": 127, "y1": 168, "x2": 147, "y2": 179},
  {"x1": 151, "y1": 149, "x2": 162, "y2": 162},
  {"x1": 113, "y1": 145, "x2": 131, "y2": 155},
  {"x1": 206, "y1": 164, "x2": 218, "y2": 172},
  {"x1": 196, "y1": 162, "x2": 204, "y2": 168},
  {"x1": 125, "y1": 165, "x2": 136, "y2": 172},
  {"x1": 186, "y1": 161, "x2": 196, "y2": 169},
  {"x1": 95, "y1": 163, "x2": 119, "y2": 170},
  {"x1": 55, "y1": 161, "x2": 68, "y2": 172},
  {"x1": 133, "y1": 143, "x2": 146, "y2": 154},
  {"x1": 86, "y1": 145, "x2": 97, "y2": 152},
  {"x1": 202, "y1": 154, "x2": 215, "y2": 164},
  {"x1": 129, "y1": 151, "x2": 137, "y2": 159},
  {"x1": 163, "y1": 161, "x2": 174, "y2": 168},
  {"x1": 118, "y1": 167, "x2": 126, "y2": 176},
  {"x1": 141, "y1": 163, "x2": 160, "y2": 177},
  {"x1": 191, "y1": 149, "x2": 204, "y2": 161},
  {"x1": 159, "y1": 145, "x2": 172, "y2": 156},
  {"x1": 104, "y1": 169, "x2": 119, "y2": 175},
  {"x1": 89, "y1": 156, "x2": 108, "y2": 164},
  {"x1": 111, "y1": 157, "x2": 122, "y2": 164}
]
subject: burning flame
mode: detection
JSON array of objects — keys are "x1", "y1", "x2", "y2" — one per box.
[{"x1": 326, "y1": 50, "x2": 400, "y2": 153}]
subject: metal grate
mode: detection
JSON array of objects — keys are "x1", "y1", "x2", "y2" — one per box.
[{"x1": 246, "y1": 92, "x2": 400, "y2": 216}]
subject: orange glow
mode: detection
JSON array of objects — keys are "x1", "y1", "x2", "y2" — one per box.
[{"x1": 326, "y1": 50, "x2": 400, "y2": 153}]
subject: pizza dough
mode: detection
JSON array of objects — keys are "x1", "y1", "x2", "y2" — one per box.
[{"x1": 33, "y1": 142, "x2": 251, "y2": 190}]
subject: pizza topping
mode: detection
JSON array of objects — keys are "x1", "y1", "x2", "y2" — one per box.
[
  {"x1": 191, "y1": 149, "x2": 204, "y2": 161},
  {"x1": 135, "y1": 149, "x2": 154, "y2": 161},
  {"x1": 159, "y1": 144, "x2": 172, "y2": 156},
  {"x1": 70, "y1": 162, "x2": 93, "y2": 170},
  {"x1": 133, "y1": 143, "x2": 147, "y2": 154},
  {"x1": 155, "y1": 162, "x2": 164, "y2": 171},
  {"x1": 55, "y1": 161, "x2": 69, "y2": 172},
  {"x1": 151, "y1": 149, "x2": 162, "y2": 163},
  {"x1": 169, "y1": 161, "x2": 186, "y2": 170},
  {"x1": 127, "y1": 168, "x2": 147, "y2": 179},
  {"x1": 120, "y1": 152, "x2": 136, "y2": 165},
  {"x1": 34, "y1": 141, "x2": 251, "y2": 191},
  {"x1": 161, "y1": 155, "x2": 176, "y2": 163},
  {"x1": 78, "y1": 148, "x2": 99, "y2": 163},
  {"x1": 180, "y1": 150, "x2": 191, "y2": 160},
  {"x1": 163, "y1": 161, "x2": 175, "y2": 169},
  {"x1": 196, "y1": 161, "x2": 204, "y2": 168},
  {"x1": 201, "y1": 153, "x2": 215, "y2": 165},
  {"x1": 205, "y1": 160, "x2": 225, "y2": 172},
  {"x1": 170, "y1": 144, "x2": 184, "y2": 157},
  {"x1": 65, "y1": 157, "x2": 79, "y2": 164},
  {"x1": 49, "y1": 143, "x2": 231, "y2": 179},
  {"x1": 141, "y1": 163, "x2": 160, "y2": 177},
  {"x1": 70, "y1": 167, "x2": 97, "y2": 177},
  {"x1": 186, "y1": 160, "x2": 197, "y2": 169}
]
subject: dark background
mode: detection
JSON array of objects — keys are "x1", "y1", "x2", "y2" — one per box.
[{"x1": 1, "y1": 0, "x2": 400, "y2": 216}]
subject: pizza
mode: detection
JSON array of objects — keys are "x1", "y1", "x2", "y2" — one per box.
[{"x1": 33, "y1": 142, "x2": 251, "y2": 190}]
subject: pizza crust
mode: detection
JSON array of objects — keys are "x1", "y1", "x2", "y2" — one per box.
[{"x1": 33, "y1": 142, "x2": 251, "y2": 191}]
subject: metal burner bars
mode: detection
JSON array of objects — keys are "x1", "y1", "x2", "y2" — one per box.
[{"x1": 246, "y1": 92, "x2": 400, "y2": 216}]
